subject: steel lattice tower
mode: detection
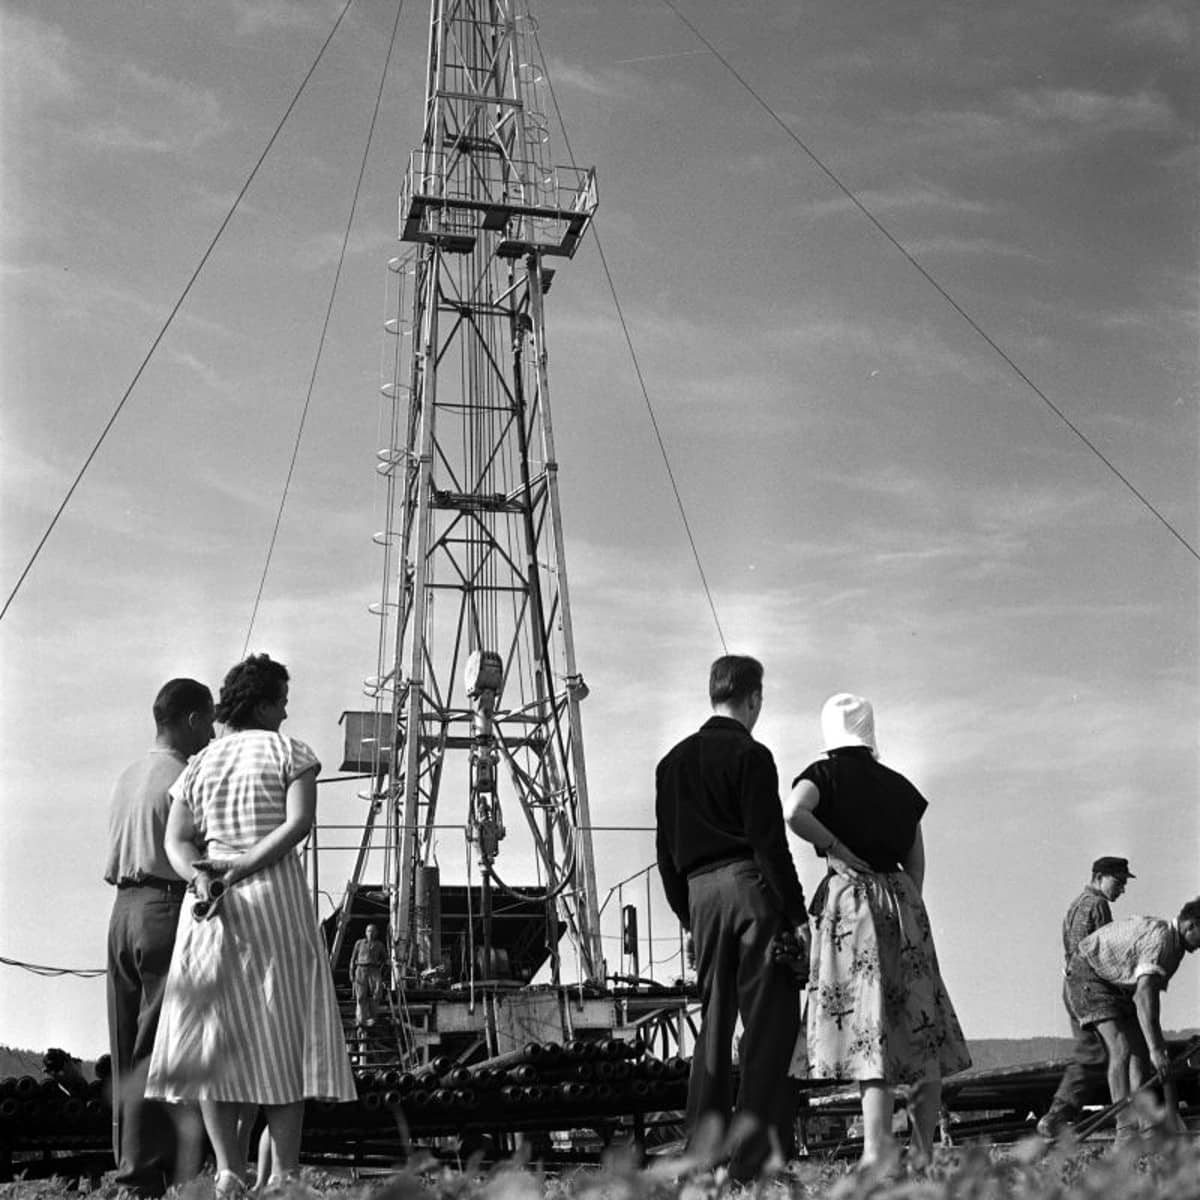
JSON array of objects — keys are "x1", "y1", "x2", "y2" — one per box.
[{"x1": 338, "y1": 0, "x2": 602, "y2": 994}]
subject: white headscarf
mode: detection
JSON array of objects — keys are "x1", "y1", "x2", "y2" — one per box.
[{"x1": 820, "y1": 692, "x2": 877, "y2": 754}]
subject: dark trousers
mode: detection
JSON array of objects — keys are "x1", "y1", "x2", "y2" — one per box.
[
  {"x1": 687, "y1": 860, "x2": 800, "y2": 1180},
  {"x1": 107, "y1": 887, "x2": 187, "y2": 1196},
  {"x1": 1050, "y1": 978, "x2": 1107, "y2": 1114}
]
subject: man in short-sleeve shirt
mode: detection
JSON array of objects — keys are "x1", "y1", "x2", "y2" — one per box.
[
  {"x1": 105, "y1": 679, "x2": 214, "y2": 1196},
  {"x1": 1075, "y1": 917, "x2": 1183, "y2": 992},
  {"x1": 1065, "y1": 900, "x2": 1200, "y2": 1136}
]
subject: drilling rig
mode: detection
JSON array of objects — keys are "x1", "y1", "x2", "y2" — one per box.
[{"x1": 331, "y1": 0, "x2": 614, "y2": 1066}]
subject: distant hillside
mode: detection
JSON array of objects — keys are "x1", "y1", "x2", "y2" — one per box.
[
  {"x1": 0, "y1": 1045, "x2": 96, "y2": 1080},
  {"x1": 0, "y1": 1045, "x2": 47, "y2": 1077},
  {"x1": 965, "y1": 1038, "x2": 1074, "y2": 1071},
  {"x1": 965, "y1": 1030, "x2": 1200, "y2": 1073}
]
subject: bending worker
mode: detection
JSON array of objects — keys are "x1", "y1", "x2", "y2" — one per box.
[{"x1": 1065, "y1": 898, "x2": 1200, "y2": 1140}]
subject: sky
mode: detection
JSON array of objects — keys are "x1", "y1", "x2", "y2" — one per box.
[{"x1": 1, "y1": 0, "x2": 1196, "y2": 1058}]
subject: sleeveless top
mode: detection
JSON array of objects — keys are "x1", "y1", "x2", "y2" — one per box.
[{"x1": 794, "y1": 746, "x2": 927, "y2": 871}]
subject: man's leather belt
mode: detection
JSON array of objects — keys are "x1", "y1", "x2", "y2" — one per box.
[
  {"x1": 686, "y1": 852, "x2": 753, "y2": 880},
  {"x1": 116, "y1": 876, "x2": 187, "y2": 897}
]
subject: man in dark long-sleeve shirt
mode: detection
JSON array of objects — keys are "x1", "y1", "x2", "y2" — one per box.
[
  {"x1": 656, "y1": 655, "x2": 808, "y2": 1181},
  {"x1": 1037, "y1": 855, "x2": 1133, "y2": 1139}
]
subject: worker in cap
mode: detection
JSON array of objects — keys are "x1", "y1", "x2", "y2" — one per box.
[{"x1": 1037, "y1": 855, "x2": 1135, "y2": 1138}]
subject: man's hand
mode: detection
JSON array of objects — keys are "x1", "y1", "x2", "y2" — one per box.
[
  {"x1": 771, "y1": 926, "x2": 810, "y2": 984},
  {"x1": 794, "y1": 922, "x2": 811, "y2": 960},
  {"x1": 1149, "y1": 1044, "x2": 1172, "y2": 1077}
]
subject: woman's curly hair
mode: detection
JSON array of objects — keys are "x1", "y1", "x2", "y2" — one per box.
[{"x1": 215, "y1": 653, "x2": 289, "y2": 729}]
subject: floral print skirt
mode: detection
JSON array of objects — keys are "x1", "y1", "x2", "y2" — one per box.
[{"x1": 798, "y1": 869, "x2": 970, "y2": 1085}]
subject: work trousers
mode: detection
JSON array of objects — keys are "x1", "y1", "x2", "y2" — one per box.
[
  {"x1": 1050, "y1": 978, "x2": 1108, "y2": 1114},
  {"x1": 687, "y1": 859, "x2": 800, "y2": 1180},
  {"x1": 353, "y1": 966, "x2": 383, "y2": 1025},
  {"x1": 107, "y1": 887, "x2": 195, "y2": 1196}
]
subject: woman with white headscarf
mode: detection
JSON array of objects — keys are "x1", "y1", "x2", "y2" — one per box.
[{"x1": 785, "y1": 693, "x2": 969, "y2": 1169}]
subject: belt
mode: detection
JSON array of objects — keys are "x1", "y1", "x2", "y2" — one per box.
[
  {"x1": 116, "y1": 876, "x2": 188, "y2": 898},
  {"x1": 686, "y1": 852, "x2": 753, "y2": 880}
]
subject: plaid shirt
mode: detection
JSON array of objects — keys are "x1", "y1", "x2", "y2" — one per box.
[
  {"x1": 1061, "y1": 886, "x2": 1112, "y2": 962},
  {"x1": 1075, "y1": 915, "x2": 1186, "y2": 990}
]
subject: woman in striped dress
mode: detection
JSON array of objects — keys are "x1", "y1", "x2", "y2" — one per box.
[{"x1": 146, "y1": 655, "x2": 355, "y2": 1193}]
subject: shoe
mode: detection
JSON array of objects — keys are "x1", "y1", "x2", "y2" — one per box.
[
  {"x1": 1036, "y1": 1108, "x2": 1076, "y2": 1140},
  {"x1": 903, "y1": 1146, "x2": 931, "y2": 1175},
  {"x1": 1113, "y1": 1122, "x2": 1145, "y2": 1147},
  {"x1": 261, "y1": 1173, "x2": 316, "y2": 1199},
  {"x1": 214, "y1": 1170, "x2": 247, "y2": 1199}
]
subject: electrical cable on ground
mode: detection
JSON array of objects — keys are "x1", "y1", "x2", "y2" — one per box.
[
  {"x1": 243, "y1": 0, "x2": 408, "y2": 654},
  {"x1": 0, "y1": 955, "x2": 105, "y2": 980},
  {"x1": 531, "y1": 28, "x2": 729, "y2": 655},
  {"x1": 658, "y1": 0, "x2": 1198, "y2": 564},
  {"x1": 0, "y1": 0, "x2": 360, "y2": 626}
]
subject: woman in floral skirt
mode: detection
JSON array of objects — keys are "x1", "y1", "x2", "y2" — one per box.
[{"x1": 785, "y1": 693, "x2": 969, "y2": 1168}]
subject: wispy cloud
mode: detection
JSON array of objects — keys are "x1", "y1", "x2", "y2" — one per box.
[
  {"x1": 903, "y1": 234, "x2": 1042, "y2": 262},
  {"x1": 544, "y1": 56, "x2": 665, "y2": 105},
  {"x1": 614, "y1": 49, "x2": 709, "y2": 67},
  {"x1": 901, "y1": 85, "x2": 1181, "y2": 163},
  {"x1": 166, "y1": 347, "x2": 226, "y2": 391},
  {"x1": 753, "y1": 472, "x2": 1116, "y2": 593},
  {"x1": 295, "y1": 224, "x2": 394, "y2": 273},
  {"x1": 0, "y1": 443, "x2": 74, "y2": 520},
  {"x1": 224, "y1": 0, "x2": 338, "y2": 37},
  {"x1": 761, "y1": 308, "x2": 991, "y2": 384},
  {"x1": 81, "y1": 64, "x2": 227, "y2": 155},
  {"x1": 0, "y1": 10, "x2": 78, "y2": 113},
  {"x1": 1, "y1": 14, "x2": 229, "y2": 159},
  {"x1": 1005, "y1": 86, "x2": 1176, "y2": 133},
  {"x1": 2, "y1": 262, "x2": 236, "y2": 341},
  {"x1": 1014, "y1": 288, "x2": 1198, "y2": 349},
  {"x1": 1113, "y1": 3, "x2": 1192, "y2": 50},
  {"x1": 545, "y1": 61, "x2": 629, "y2": 101},
  {"x1": 791, "y1": 183, "x2": 996, "y2": 220}
]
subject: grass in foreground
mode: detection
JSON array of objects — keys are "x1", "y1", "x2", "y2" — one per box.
[{"x1": 3, "y1": 1135, "x2": 1200, "y2": 1200}]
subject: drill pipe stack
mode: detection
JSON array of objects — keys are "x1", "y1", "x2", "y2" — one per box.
[
  {"x1": 326, "y1": 1041, "x2": 688, "y2": 1133},
  {"x1": 1, "y1": 1040, "x2": 688, "y2": 1176}
]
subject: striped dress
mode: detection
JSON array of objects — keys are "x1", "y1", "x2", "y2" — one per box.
[{"x1": 145, "y1": 731, "x2": 355, "y2": 1104}]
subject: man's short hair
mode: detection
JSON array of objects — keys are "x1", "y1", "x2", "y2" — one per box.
[
  {"x1": 1178, "y1": 898, "x2": 1200, "y2": 925},
  {"x1": 709, "y1": 655, "x2": 764, "y2": 706},
  {"x1": 153, "y1": 678, "x2": 213, "y2": 728}
]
